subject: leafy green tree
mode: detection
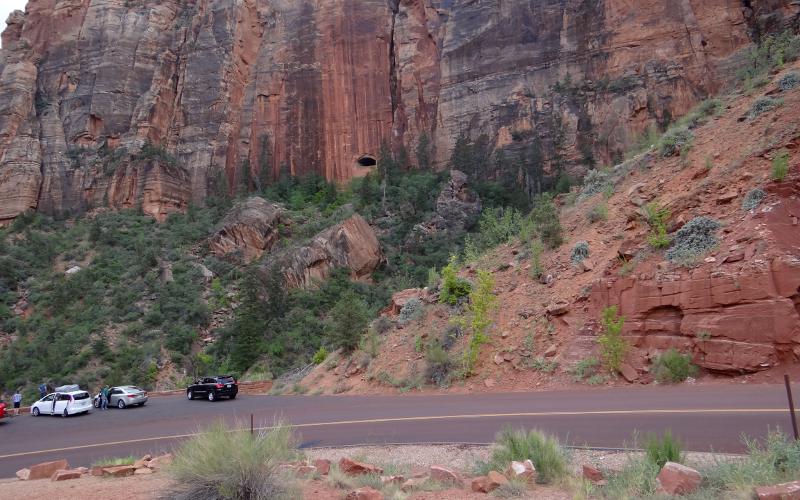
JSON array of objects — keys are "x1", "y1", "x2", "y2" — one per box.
[
  {"x1": 598, "y1": 306, "x2": 627, "y2": 373},
  {"x1": 459, "y1": 269, "x2": 498, "y2": 375},
  {"x1": 326, "y1": 292, "x2": 370, "y2": 353}
]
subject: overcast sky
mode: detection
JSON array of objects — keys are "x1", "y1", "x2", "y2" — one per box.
[{"x1": 1, "y1": 0, "x2": 28, "y2": 48}]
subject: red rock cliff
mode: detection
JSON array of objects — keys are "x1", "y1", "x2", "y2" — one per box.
[{"x1": 0, "y1": 0, "x2": 797, "y2": 222}]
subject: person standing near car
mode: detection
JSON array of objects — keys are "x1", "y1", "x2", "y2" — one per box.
[
  {"x1": 38, "y1": 383, "x2": 46, "y2": 400},
  {"x1": 12, "y1": 388, "x2": 21, "y2": 416},
  {"x1": 101, "y1": 385, "x2": 110, "y2": 410}
]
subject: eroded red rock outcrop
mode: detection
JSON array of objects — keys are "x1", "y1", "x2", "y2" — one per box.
[
  {"x1": 209, "y1": 196, "x2": 284, "y2": 263},
  {"x1": 277, "y1": 213, "x2": 383, "y2": 289},
  {"x1": 0, "y1": 1, "x2": 797, "y2": 223}
]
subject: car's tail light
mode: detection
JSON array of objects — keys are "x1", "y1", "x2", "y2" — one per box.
[
  {"x1": 128, "y1": 395, "x2": 135, "y2": 398},
  {"x1": 215, "y1": 383, "x2": 224, "y2": 388}
]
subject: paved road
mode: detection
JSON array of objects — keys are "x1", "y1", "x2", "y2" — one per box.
[{"x1": 0, "y1": 384, "x2": 793, "y2": 477}]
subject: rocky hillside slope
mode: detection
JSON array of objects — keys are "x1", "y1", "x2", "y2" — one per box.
[
  {"x1": 298, "y1": 62, "x2": 800, "y2": 395},
  {"x1": 1, "y1": 0, "x2": 798, "y2": 223}
]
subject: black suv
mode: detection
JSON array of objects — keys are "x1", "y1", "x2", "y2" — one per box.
[{"x1": 186, "y1": 375, "x2": 238, "y2": 401}]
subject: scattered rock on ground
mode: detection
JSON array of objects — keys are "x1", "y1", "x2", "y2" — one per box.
[
  {"x1": 23, "y1": 460, "x2": 69, "y2": 481},
  {"x1": 656, "y1": 462, "x2": 702, "y2": 495},
  {"x1": 430, "y1": 465, "x2": 463, "y2": 486},
  {"x1": 339, "y1": 457, "x2": 383, "y2": 476},
  {"x1": 754, "y1": 480, "x2": 800, "y2": 499},
  {"x1": 50, "y1": 469, "x2": 82, "y2": 481},
  {"x1": 345, "y1": 486, "x2": 384, "y2": 500},
  {"x1": 508, "y1": 459, "x2": 537, "y2": 483},
  {"x1": 582, "y1": 464, "x2": 605, "y2": 484},
  {"x1": 314, "y1": 458, "x2": 331, "y2": 475}
]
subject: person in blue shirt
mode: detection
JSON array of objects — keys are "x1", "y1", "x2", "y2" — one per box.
[{"x1": 38, "y1": 383, "x2": 46, "y2": 400}]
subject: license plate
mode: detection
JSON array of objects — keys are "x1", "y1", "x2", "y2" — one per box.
[{"x1": 226, "y1": 384, "x2": 231, "y2": 388}]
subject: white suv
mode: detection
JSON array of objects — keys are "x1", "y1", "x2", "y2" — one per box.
[{"x1": 31, "y1": 390, "x2": 93, "y2": 417}]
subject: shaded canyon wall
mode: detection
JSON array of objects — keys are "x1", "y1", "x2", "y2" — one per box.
[{"x1": 0, "y1": 0, "x2": 798, "y2": 222}]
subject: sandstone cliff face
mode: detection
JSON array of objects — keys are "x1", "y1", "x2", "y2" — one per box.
[{"x1": 0, "y1": 0, "x2": 798, "y2": 222}]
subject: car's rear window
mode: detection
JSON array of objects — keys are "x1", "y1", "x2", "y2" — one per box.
[
  {"x1": 217, "y1": 376, "x2": 235, "y2": 384},
  {"x1": 128, "y1": 386, "x2": 144, "y2": 392},
  {"x1": 72, "y1": 392, "x2": 90, "y2": 400}
]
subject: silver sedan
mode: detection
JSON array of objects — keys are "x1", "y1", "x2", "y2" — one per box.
[{"x1": 94, "y1": 386, "x2": 149, "y2": 409}]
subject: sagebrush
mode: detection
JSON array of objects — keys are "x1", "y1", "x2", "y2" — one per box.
[{"x1": 166, "y1": 421, "x2": 300, "y2": 500}]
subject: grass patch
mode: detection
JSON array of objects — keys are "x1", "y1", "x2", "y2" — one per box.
[
  {"x1": 645, "y1": 430, "x2": 683, "y2": 468},
  {"x1": 477, "y1": 428, "x2": 568, "y2": 484},
  {"x1": 166, "y1": 421, "x2": 300, "y2": 500}
]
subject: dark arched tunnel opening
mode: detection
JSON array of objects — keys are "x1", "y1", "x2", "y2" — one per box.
[{"x1": 356, "y1": 155, "x2": 377, "y2": 167}]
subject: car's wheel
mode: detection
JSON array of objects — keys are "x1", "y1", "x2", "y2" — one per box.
[
  {"x1": 117, "y1": 399, "x2": 126, "y2": 409},
  {"x1": 207, "y1": 391, "x2": 215, "y2": 402},
  {"x1": 32, "y1": 407, "x2": 40, "y2": 417},
  {"x1": 62, "y1": 408, "x2": 69, "y2": 418},
  {"x1": 229, "y1": 394, "x2": 236, "y2": 400},
  {"x1": 93, "y1": 398, "x2": 100, "y2": 409},
  {"x1": 187, "y1": 390, "x2": 193, "y2": 400}
]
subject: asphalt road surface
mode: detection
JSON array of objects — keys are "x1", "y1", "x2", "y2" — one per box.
[{"x1": 0, "y1": 384, "x2": 793, "y2": 478}]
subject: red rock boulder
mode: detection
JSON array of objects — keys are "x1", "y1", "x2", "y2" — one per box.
[
  {"x1": 25, "y1": 460, "x2": 69, "y2": 480},
  {"x1": 754, "y1": 480, "x2": 800, "y2": 499},
  {"x1": 51, "y1": 469, "x2": 82, "y2": 481},
  {"x1": 339, "y1": 457, "x2": 383, "y2": 476},
  {"x1": 429, "y1": 465, "x2": 463, "y2": 486},
  {"x1": 656, "y1": 462, "x2": 701, "y2": 495}
]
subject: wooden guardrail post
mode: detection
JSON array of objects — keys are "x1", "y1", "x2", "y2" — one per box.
[{"x1": 784, "y1": 374, "x2": 799, "y2": 440}]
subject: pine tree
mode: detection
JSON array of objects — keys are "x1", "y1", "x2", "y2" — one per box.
[{"x1": 326, "y1": 292, "x2": 370, "y2": 353}]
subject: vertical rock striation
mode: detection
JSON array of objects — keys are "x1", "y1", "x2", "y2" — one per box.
[{"x1": 0, "y1": 0, "x2": 797, "y2": 222}]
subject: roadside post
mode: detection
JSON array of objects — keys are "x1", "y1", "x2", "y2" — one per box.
[
  {"x1": 784, "y1": 374, "x2": 799, "y2": 440},
  {"x1": 251, "y1": 413, "x2": 255, "y2": 437}
]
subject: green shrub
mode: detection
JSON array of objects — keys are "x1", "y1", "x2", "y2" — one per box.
[
  {"x1": 742, "y1": 188, "x2": 766, "y2": 211},
  {"x1": 525, "y1": 357, "x2": 558, "y2": 373},
  {"x1": 704, "y1": 431, "x2": 800, "y2": 492},
  {"x1": 666, "y1": 216, "x2": 721, "y2": 263},
  {"x1": 570, "y1": 241, "x2": 589, "y2": 265},
  {"x1": 570, "y1": 357, "x2": 599, "y2": 381},
  {"x1": 598, "y1": 306, "x2": 627, "y2": 373},
  {"x1": 529, "y1": 195, "x2": 563, "y2": 249},
  {"x1": 658, "y1": 127, "x2": 694, "y2": 157},
  {"x1": 586, "y1": 203, "x2": 608, "y2": 223},
  {"x1": 749, "y1": 96, "x2": 783, "y2": 119},
  {"x1": 398, "y1": 298, "x2": 424, "y2": 324},
  {"x1": 479, "y1": 428, "x2": 568, "y2": 484},
  {"x1": 439, "y1": 256, "x2": 472, "y2": 305},
  {"x1": 772, "y1": 151, "x2": 790, "y2": 182},
  {"x1": 645, "y1": 430, "x2": 683, "y2": 468},
  {"x1": 312, "y1": 347, "x2": 328, "y2": 365},
  {"x1": 166, "y1": 421, "x2": 300, "y2": 500},
  {"x1": 779, "y1": 72, "x2": 800, "y2": 91},
  {"x1": 529, "y1": 237, "x2": 544, "y2": 280},
  {"x1": 644, "y1": 202, "x2": 671, "y2": 249},
  {"x1": 580, "y1": 168, "x2": 612, "y2": 200},
  {"x1": 425, "y1": 342, "x2": 455, "y2": 386},
  {"x1": 737, "y1": 31, "x2": 800, "y2": 86},
  {"x1": 652, "y1": 348, "x2": 697, "y2": 383},
  {"x1": 458, "y1": 269, "x2": 498, "y2": 375}
]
